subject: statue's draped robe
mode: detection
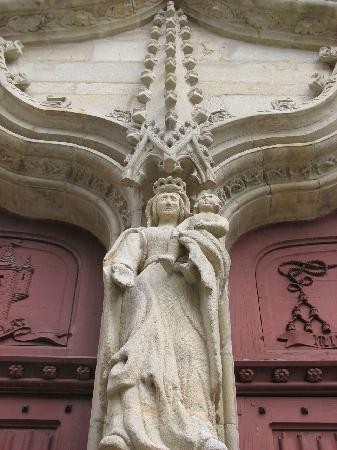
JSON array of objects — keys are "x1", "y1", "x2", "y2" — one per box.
[{"x1": 100, "y1": 226, "x2": 229, "y2": 450}]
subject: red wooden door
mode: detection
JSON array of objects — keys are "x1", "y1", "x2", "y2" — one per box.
[
  {"x1": 238, "y1": 397, "x2": 337, "y2": 450},
  {"x1": 229, "y1": 212, "x2": 337, "y2": 448},
  {"x1": 0, "y1": 209, "x2": 105, "y2": 450},
  {"x1": 0, "y1": 397, "x2": 90, "y2": 450}
]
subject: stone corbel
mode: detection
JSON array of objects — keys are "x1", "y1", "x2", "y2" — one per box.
[{"x1": 122, "y1": 121, "x2": 216, "y2": 191}]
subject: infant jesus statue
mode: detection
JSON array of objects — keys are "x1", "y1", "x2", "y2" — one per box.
[{"x1": 159, "y1": 192, "x2": 229, "y2": 282}]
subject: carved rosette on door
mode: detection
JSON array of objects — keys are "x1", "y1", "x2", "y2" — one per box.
[
  {"x1": 0, "y1": 244, "x2": 33, "y2": 341},
  {"x1": 277, "y1": 260, "x2": 337, "y2": 349}
]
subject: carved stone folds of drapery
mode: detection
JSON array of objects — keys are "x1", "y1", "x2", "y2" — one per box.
[{"x1": 89, "y1": 177, "x2": 238, "y2": 450}]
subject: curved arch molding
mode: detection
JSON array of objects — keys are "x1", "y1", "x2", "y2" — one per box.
[
  {"x1": 0, "y1": 0, "x2": 165, "y2": 45},
  {"x1": 0, "y1": 125, "x2": 132, "y2": 249},
  {"x1": 177, "y1": 0, "x2": 337, "y2": 50},
  {"x1": 0, "y1": 0, "x2": 336, "y2": 49},
  {"x1": 2, "y1": 13, "x2": 337, "y2": 248}
]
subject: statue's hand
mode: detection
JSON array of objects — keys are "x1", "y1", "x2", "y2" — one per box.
[{"x1": 111, "y1": 263, "x2": 135, "y2": 288}]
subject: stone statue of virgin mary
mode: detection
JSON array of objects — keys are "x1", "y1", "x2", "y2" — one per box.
[{"x1": 96, "y1": 177, "x2": 233, "y2": 450}]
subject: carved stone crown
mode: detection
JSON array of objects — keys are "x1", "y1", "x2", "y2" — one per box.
[{"x1": 153, "y1": 176, "x2": 186, "y2": 195}]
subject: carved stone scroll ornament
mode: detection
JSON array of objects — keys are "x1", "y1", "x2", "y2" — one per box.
[
  {"x1": 277, "y1": 260, "x2": 337, "y2": 349},
  {"x1": 96, "y1": 177, "x2": 236, "y2": 450}
]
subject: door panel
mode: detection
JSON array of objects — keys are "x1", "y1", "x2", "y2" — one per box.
[
  {"x1": 0, "y1": 397, "x2": 91, "y2": 450},
  {"x1": 238, "y1": 397, "x2": 337, "y2": 450},
  {"x1": 0, "y1": 210, "x2": 105, "y2": 450},
  {"x1": 0, "y1": 429, "x2": 55, "y2": 450},
  {"x1": 273, "y1": 430, "x2": 337, "y2": 450}
]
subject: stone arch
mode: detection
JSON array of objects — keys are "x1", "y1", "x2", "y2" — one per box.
[
  {"x1": 224, "y1": 169, "x2": 337, "y2": 249},
  {"x1": 0, "y1": 132, "x2": 131, "y2": 248}
]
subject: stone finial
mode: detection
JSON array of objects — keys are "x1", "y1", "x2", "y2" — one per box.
[
  {"x1": 183, "y1": 56, "x2": 196, "y2": 70},
  {"x1": 178, "y1": 14, "x2": 188, "y2": 27},
  {"x1": 182, "y1": 41, "x2": 193, "y2": 55},
  {"x1": 148, "y1": 39, "x2": 160, "y2": 54},
  {"x1": 165, "y1": 90, "x2": 177, "y2": 108},
  {"x1": 126, "y1": 126, "x2": 141, "y2": 146},
  {"x1": 192, "y1": 108, "x2": 209, "y2": 124},
  {"x1": 144, "y1": 55, "x2": 157, "y2": 69},
  {"x1": 166, "y1": 43, "x2": 176, "y2": 57},
  {"x1": 166, "y1": 30, "x2": 176, "y2": 43},
  {"x1": 153, "y1": 13, "x2": 164, "y2": 27},
  {"x1": 165, "y1": 57, "x2": 176, "y2": 73},
  {"x1": 165, "y1": 73, "x2": 177, "y2": 90},
  {"x1": 185, "y1": 70, "x2": 198, "y2": 86},
  {"x1": 189, "y1": 88, "x2": 203, "y2": 104},
  {"x1": 151, "y1": 26, "x2": 161, "y2": 40},
  {"x1": 180, "y1": 26, "x2": 191, "y2": 40},
  {"x1": 166, "y1": 17, "x2": 176, "y2": 29},
  {"x1": 137, "y1": 89, "x2": 152, "y2": 104},
  {"x1": 166, "y1": 1, "x2": 176, "y2": 17},
  {"x1": 141, "y1": 69, "x2": 155, "y2": 87},
  {"x1": 132, "y1": 108, "x2": 146, "y2": 124}
]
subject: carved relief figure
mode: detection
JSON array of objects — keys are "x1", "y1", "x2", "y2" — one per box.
[{"x1": 100, "y1": 177, "x2": 229, "y2": 450}]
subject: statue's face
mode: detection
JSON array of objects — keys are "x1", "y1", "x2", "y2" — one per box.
[
  {"x1": 156, "y1": 192, "x2": 180, "y2": 222},
  {"x1": 197, "y1": 194, "x2": 219, "y2": 213}
]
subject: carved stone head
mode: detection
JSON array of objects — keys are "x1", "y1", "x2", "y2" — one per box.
[
  {"x1": 195, "y1": 192, "x2": 222, "y2": 214},
  {"x1": 145, "y1": 177, "x2": 190, "y2": 226}
]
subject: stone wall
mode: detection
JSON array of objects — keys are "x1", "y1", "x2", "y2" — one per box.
[{"x1": 10, "y1": 23, "x2": 329, "y2": 117}]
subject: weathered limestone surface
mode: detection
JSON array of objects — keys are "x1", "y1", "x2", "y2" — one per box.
[
  {"x1": 10, "y1": 24, "x2": 328, "y2": 116},
  {"x1": 93, "y1": 178, "x2": 234, "y2": 450}
]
